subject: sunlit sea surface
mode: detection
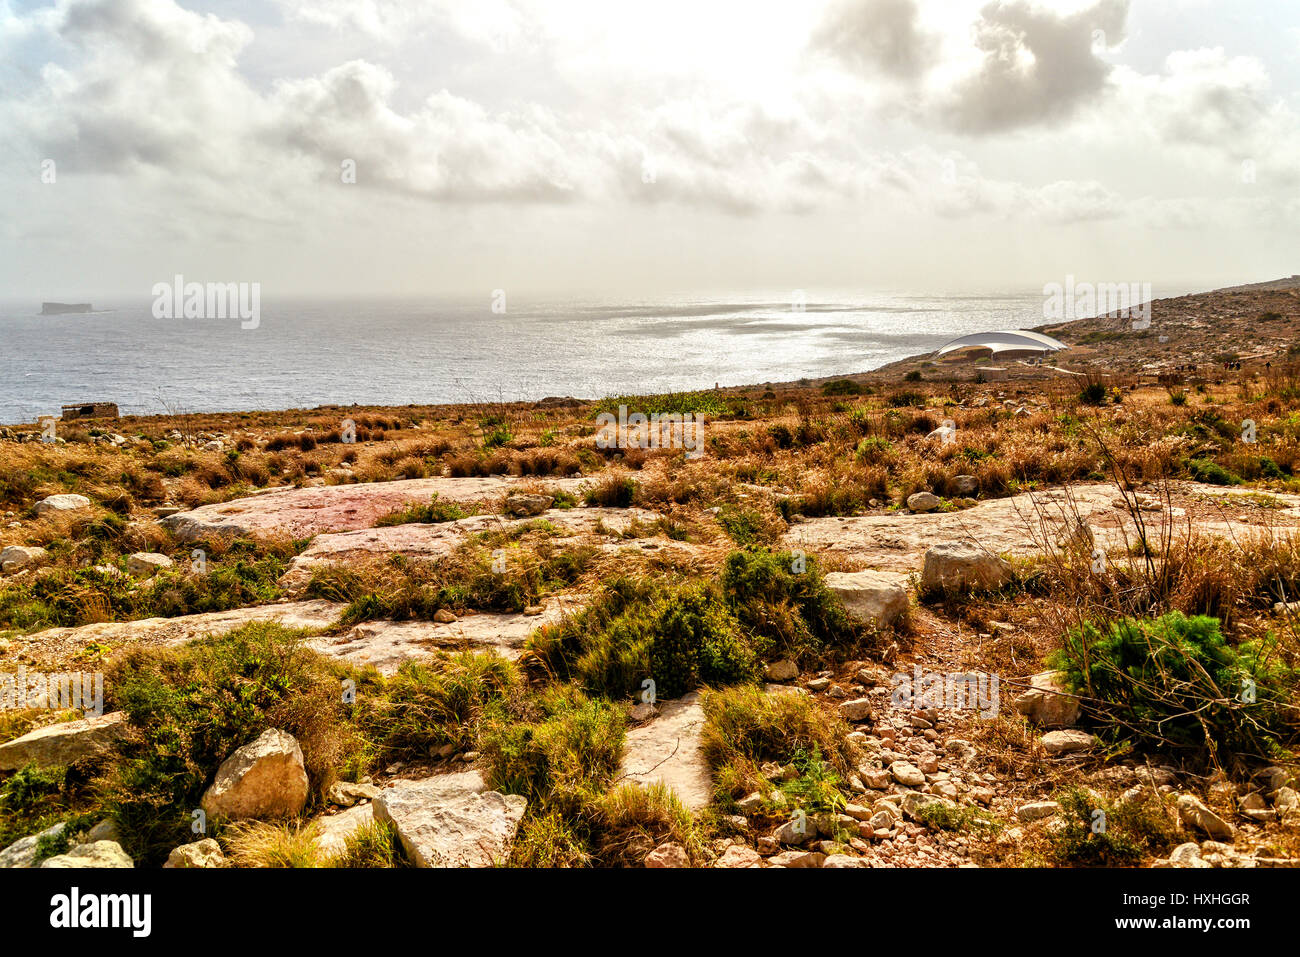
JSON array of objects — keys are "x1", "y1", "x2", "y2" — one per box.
[{"x1": 0, "y1": 293, "x2": 1053, "y2": 422}]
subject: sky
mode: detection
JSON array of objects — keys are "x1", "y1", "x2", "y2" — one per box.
[{"x1": 1, "y1": 0, "x2": 1298, "y2": 301}]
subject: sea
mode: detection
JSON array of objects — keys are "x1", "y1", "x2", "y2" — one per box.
[{"x1": 0, "y1": 293, "x2": 1051, "y2": 423}]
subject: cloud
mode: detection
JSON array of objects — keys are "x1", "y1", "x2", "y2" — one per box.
[
  {"x1": 811, "y1": 0, "x2": 935, "y2": 80},
  {"x1": 3, "y1": 0, "x2": 1300, "y2": 300},
  {"x1": 271, "y1": 65, "x2": 584, "y2": 203},
  {"x1": 938, "y1": 0, "x2": 1130, "y2": 133},
  {"x1": 1119, "y1": 49, "x2": 1272, "y2": 150}
]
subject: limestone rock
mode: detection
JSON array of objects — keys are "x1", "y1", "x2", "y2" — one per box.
[
  {"x1": 1015, "y1": 801, "x2": 1061, "y2": 822},
  {"x1": 1177, "y1": 795, "x2": 1235, "y2": 841},
  {"x1": 164, "y1": 839, "x2": 225, "y2": 868},
  {"x1": 838, "y1": 698, "x2": 873, "y2": 723},
  {"x1": 1013, "y1": 671, "x2": 1080, "y2": 728},
  {"x1": 0, "y1": 712, "x2": 127, "y2": 772},
  {"x1": 305, "y1": 601, "x2": 576, "y2": 674},
  {"x1": 644, "y1": 842, "x2": 690, "y2": 868},
  {"x1": 86, "y1": 819, "x2": 120, "y2": 844},
  {"x1": 34, "y1": 494, "x2": 92, "y2": 517},
  {"x1": 764, "y1": 660, "x2": 798, "y2": 681},
  {"x1": 374, "y1": 770, "x2": 526, "y2": 868},
  {"x1": 907, "y1": 492, "x2": 942, "y2": 513},
  {"x1": 823, "y1": 570, "x2": 909, "y2": 629},
  {"x1": 714, "y1": 844, "x2": 762, "y2": 868},
  {"x1": 162, "y1": 476, "x2": 587, "y2": 541},
  {"x1": 773, "y1": 818, "x2": 815, "y2": 845},
  {"x1": 327, "y1": 780, "x2": 380, "y2": 807},
  {"x1": 0, "y1": 823, "x2": 66, "y2": 868},
  {"x1": 1040, "y1": 730, "x2": 1097, "y2": 755},
  {"x1": 921, "y1": 541, "x2": 1013, "y2": 593},
  {"x1": 900, "y1": 791, "x2": 957, "y2": 821},
  {"x1": 40, "y1": 840, "x2": 133, "y2": 868},
  {"x1": 768, "y1": 850, "x2": 825, "y2": 868},
  {"x1": 889, "y1": 761, "x2": 926, "y2": 787},
  {"x1": 126, "y1": 552, "x2": 174, "y2": 577},
  {"x1": 0, "y1": 545, "x2": 48, "y2": 573},
  {"x1": 1169, "y1": 842, "x2": 1204, "y2": 866},
  {"x1": 618, "y1": 691, "x2": 711, "y2": 810},
  {"x1": 18, "y1": 600, "x2": 344, "y2": 668},
  {"x1": 504, "y1": 493, "x2": 553, "y2": 517},
  {"x1": 822, "y1": 853, "x2": 866, "y2": 868},
  {"x1": 313, "y1": 803, "x2": 376, "y2": 860},
  {"x1": 200, "y1": 729, "x2": 309, "y2": 820}
]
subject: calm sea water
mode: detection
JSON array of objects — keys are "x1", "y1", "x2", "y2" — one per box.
[{"x1": 0, "y1": 293, "x2": 1047, "y2": 423}]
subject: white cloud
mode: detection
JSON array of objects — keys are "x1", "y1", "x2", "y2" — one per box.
[{"x1": 1, "y1": 0, "x2": 1298, "y2": 296}]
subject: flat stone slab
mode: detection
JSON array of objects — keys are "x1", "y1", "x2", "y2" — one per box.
[
  {"x1": 313, "y1": 802, "x2": 376, "y2": 860},
  {"x1": 373, "y1": 770, "x2": 526, "y2": 868},
  {"x1": 305, "y1": 596, "x2": 582, "y2": 674},
  {"x1": 0, "y1": 712, "x2": 127, "y2": 771},
  {"x1": 7, "y1": 600, "x2": 346, "y2": 667},
  {"x1": 0, "y1": 823, "x2": 66, "y2": 868},
  {"x1": 783, "y1": 483, "x2": 1299, "y2": 573},
  {"x1": 162, "y1": 477, "x2": 589, "y2": 541},
  {"x1": 279, "y1": 507, "x2": 663, "y2": 591},
  {"x1": 617, "y1": 691, "x2": 712, "y2": 811}
]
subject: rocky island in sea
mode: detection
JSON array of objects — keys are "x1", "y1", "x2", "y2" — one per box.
[{"x1": 39, "y1": 302, "x2": 92, "y2": 315}]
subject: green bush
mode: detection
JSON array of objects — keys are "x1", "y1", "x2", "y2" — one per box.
[
  {"x1": 1049, "y1": 613, "x2": 1295, "y2": 766},
  {"x1": 701, "y1": 685, "x2": 854, "y2": 805},
  {"x1": 482, "y1": 685, "x2": 625, "y2": 818},
  {"x1": 102, "y1": 622, "x2": 361, "y2": 863},
  {"x1": 714, "y1": 504, "x2": 774, "y2": 546},
  {"x1": 356, "y1": 652, "x2": 521, "y2": 763},
  {"x1": 821, "y1": 379, "x2": 862, "y2": 396},
  {"x1": 374, "y1": 494, "x2": 474, "y2": 526},
  {"x1": 528, "y1": 578, "x2": 758, "y2": 700},
  {"x1": 1045, "y1": 787, "x2": 1178, "y2": 866},
  {"x1": 650, "y1": 584, "x2": 755, "y2": 697},
  {"x1": 719, "y1": 549, "x2": 858, "y2": 659},
  {"x1": 1188, "y1": 458, "x2": 1241, "y2": 486}
]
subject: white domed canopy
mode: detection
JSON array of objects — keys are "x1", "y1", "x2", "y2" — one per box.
[{"x1": 935, "y1": 330, "x2": 1067, "y2": 358}]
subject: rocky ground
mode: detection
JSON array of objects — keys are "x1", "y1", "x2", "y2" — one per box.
[{"x1": 1, "y1": 282, "x2": 1299, "y2": 869}]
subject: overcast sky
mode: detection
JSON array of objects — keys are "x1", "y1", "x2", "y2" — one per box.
[{"x1": 2, "y1": 0, "x2": 1298, "y2": 300}]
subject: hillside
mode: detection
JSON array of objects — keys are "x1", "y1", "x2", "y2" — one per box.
[{"x1": 0, "y1": 293, "x2": 1298, "y2": 871}]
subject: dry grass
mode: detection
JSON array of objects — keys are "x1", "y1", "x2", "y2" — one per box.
[{"x1": 222, "y1": 820, "x2": 324, "y2": 868}]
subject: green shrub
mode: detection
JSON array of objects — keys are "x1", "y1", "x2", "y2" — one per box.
[
  {"x1": 1049, "y1": 613, "x2": 1295, "y2": 766},
  {"x1": 719, "y1": 549, "x2": 858, "y2": 659},
  {"x1": 356, "y1": 652, "x2": 521, "y2": 763},
  {"x1": 714, "y1": 504, "x2": 776, "y2": 546},
  {"x1": 650, "y1": 584, "x2": 755, "y2": 697},
  {"x1": 1045, "y1": 787, "x2": 1178, "y2": 866},
  {"x1": 482, "y1": 685, "x2": 625, "y2": 818},
  {"x1": 102, "y1": 622, "x2": 361, "y2": 863},
  {"x1": 374, "y1": 494, "x2": 474, "y2": 526},
  {"x1": 527, "y1": 578, "x2": 758, "y2": 700},
  {"x1": 701, "y1": 685, "x2": 854, "y2": 806},
  {"x1": 854, "y1": 436, "x2": 894, "y2": 465},
  {"x1": 821, "y1": 379, "x2": 862, "y2": 396},
  {"x1": 1188, "y1": 458, "x2": 1241, "y2": 486}
]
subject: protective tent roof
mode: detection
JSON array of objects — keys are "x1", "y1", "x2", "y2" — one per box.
[{"x1": 935, "y1": 330, "x2": 1067, "y2": 357}]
